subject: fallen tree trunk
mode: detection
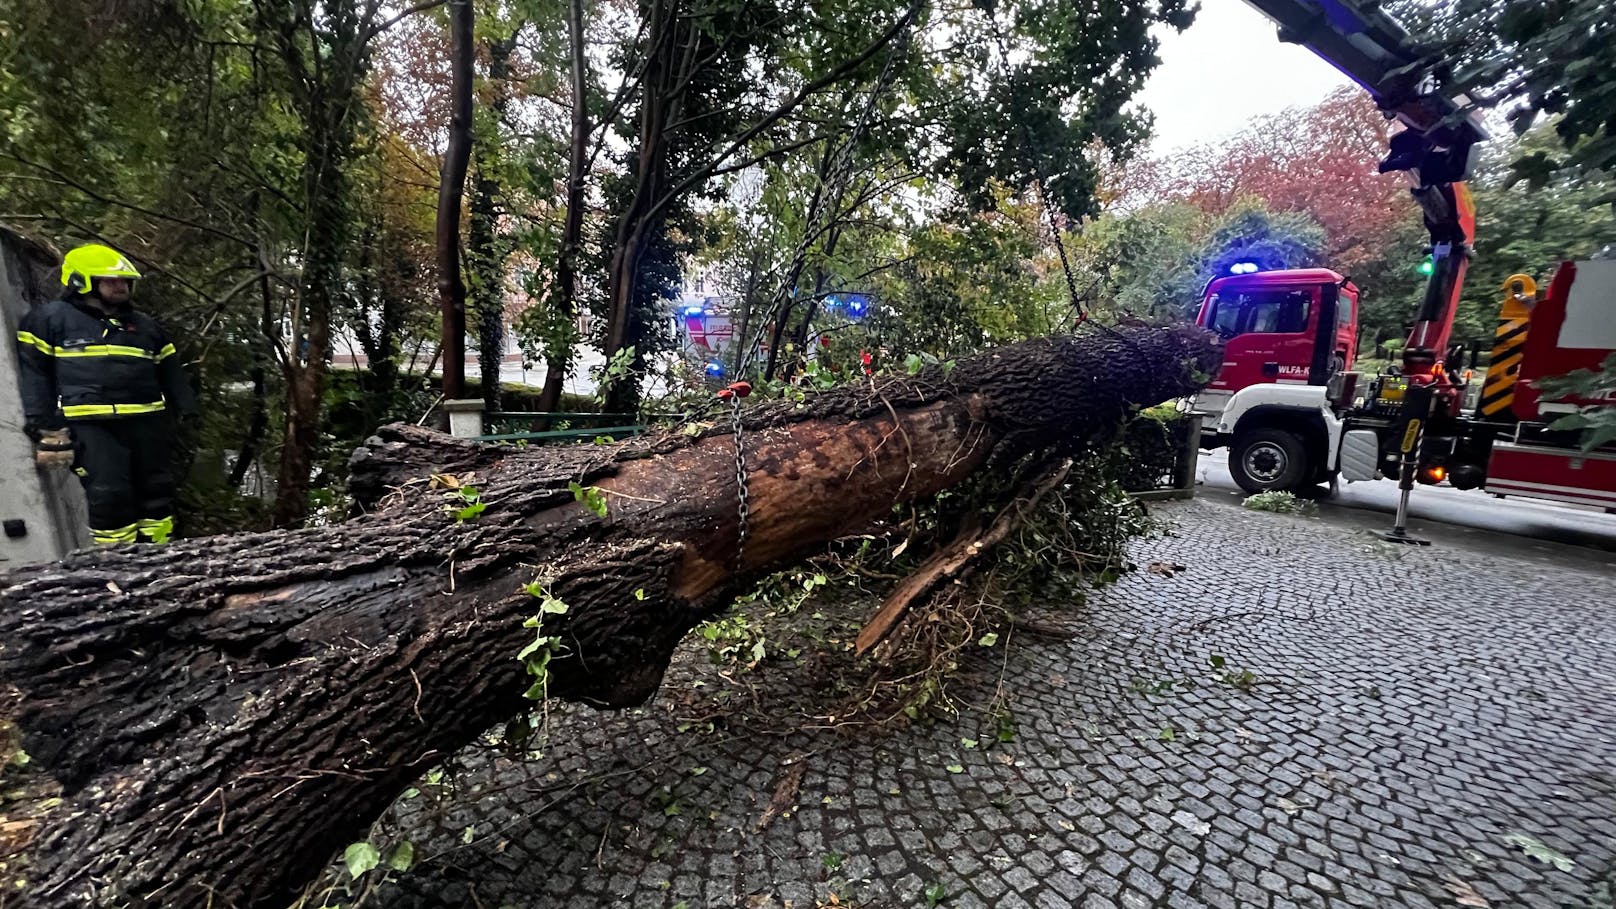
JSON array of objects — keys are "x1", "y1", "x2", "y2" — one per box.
[{"x1": 0, "y1": 325, "x2": 1218, "y2": 908}]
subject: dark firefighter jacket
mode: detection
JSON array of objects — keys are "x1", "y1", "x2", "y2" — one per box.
[{"x1": 15, "y1": 297, "x2": 197, "y2": 435}]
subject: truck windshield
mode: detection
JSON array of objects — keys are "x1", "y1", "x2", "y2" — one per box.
[{"x1": 1205, "y1": 289, "x2": 1312, "y2": 338}]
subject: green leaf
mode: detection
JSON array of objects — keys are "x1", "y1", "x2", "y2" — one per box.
[
  {"x1": 461, "y1": 825, "x2": 476, "y2": 845},
  {"x1": 569, "y1": 481, "x2": 609, "y2": 518},
  {"x1": 1580, "y1": 420, "x2": 1616, "y2": 451},
  {"x1": 453, "y1": 501, "x2": 487, "y2": 522},
  {"x1": 1209, "y1": 654, "x2": 1226, "y2": 669},
  {"x1": 1158, "y1": 726, "x2": 1176, "y2": 742},
  {"x1": 924, "y1": 881, "x2": 949, "y2": 906},
  {"x1": 634, "y1": 588, "x2": 646, "y2": 600},
  {"x1": 387, "y1": 840, "x2": 416, "y2": 872},
  {"x1": 1504, "y1": 833, "x2": 1575, "y2": 871},
  {"x1": 977, "y1": 632, "x2": 999, "y2": 647},
  {"x1": 343, "y1": 842, "x2": 381, "y2": 878},
  {"x1": 905, "y1": 353, "x2": 925, "y2": 375},
  {"x1": 1546, "y1": 413, "x2": 1593, "y2": 431},
  {"x1": 960, "y1": 738, "x2": 979, "y2": 749},
  {"x1": 516, "y1": 634, "x2": 557, "y2": 662},
  {"x1": 945, "y1": 763, "x2": 964, "y2": 774}
]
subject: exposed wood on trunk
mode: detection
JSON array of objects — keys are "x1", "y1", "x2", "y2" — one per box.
[{"x1": 0, "y1": 325, "x2": 1218, "y2": 909}]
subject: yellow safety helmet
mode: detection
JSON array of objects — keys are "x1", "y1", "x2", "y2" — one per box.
[{"x1": 61, "y1": 243, "x2": 142, "y2": 294}]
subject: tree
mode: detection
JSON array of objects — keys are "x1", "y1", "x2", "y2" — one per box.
[
  {"x1": 1413, "y1": 0, "x2": 1616, "y2": 185},
  {"x1": 585, "y1": 0, "x2": 1196, "y2": 408},
  {"x1": 865, "y1": 189, "x2": 1066, "y2": 359},
  {"x1": 538, "y1": 0, "x2": 590, "y2": 413},
  {"x1": 1129, "y1": 87, "x2": 1420, "y2": 272},
  {"x1": 1066, "y1": 199, "x2": 1328, "y2": 323},
  {"x1": 0, "y1": 325, "x2": 1218, "y2": 909},
  {"x1": 436, "y1": 0, "x2": 475, "y2": 400},
  {"x1": 592, "y1": 0, "x2": 926, "y2": 409},
  {"x1": 255, "y1": 0, "x2": 456, "y2": 526}
]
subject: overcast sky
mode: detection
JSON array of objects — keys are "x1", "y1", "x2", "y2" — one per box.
[{"x1": 1133, "y1": 0, "x2": 1355, "y2": 156}]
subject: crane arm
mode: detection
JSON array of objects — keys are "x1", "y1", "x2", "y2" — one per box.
[{"x1": 1241, "y1": 0, "x2": 1487, "y2": 387}]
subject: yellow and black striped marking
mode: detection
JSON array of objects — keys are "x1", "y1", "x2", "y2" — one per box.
[{"x1": 1479, "y1": 275, "x2": 1536, "y2": 419}]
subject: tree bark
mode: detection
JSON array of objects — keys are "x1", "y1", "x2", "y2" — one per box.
[
  {"x1": 0, "y1": 325, "x2": 1219, "y2": 909},
  {"x1": 469, "y1": 33, "x2": 520, "y2": 415},
  {"x1": 537, "y1": 0, "x2": 592, "y2": 415},
  {"x1": 436, "y1": 0, "x2": 475, "y2": 401}
]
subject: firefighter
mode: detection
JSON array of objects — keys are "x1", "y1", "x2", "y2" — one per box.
[{"x1": 14, "y1": 243, "x2": 197, "y2": 544}]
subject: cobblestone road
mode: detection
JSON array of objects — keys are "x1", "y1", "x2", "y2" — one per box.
[{"x1": 372, "y1": 497, "x2": 1616, "y2": 909}]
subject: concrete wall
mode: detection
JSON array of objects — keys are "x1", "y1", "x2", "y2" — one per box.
[{"x1": 0, "y1": 227, "x2": 87, "y2": 567}]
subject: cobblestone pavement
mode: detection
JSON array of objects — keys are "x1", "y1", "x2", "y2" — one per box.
[{"x1": 371, "y1": 497, "x2": 1616, "y2": 909}]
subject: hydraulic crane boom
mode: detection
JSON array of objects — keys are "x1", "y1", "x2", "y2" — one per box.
[{"x1": 1241, "y1": 0, "x2": 1487, "y2": 392}]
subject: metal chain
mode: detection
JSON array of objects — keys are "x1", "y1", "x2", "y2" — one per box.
[{"x1": 730, "y1": 393, "x2": 750, "y2": 569}]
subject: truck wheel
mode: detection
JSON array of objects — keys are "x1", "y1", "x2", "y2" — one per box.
[{"x1": 1230, "y1": 428, "x2": 1311, "y2": 494}]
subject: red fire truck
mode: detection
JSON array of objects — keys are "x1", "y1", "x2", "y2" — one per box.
[
  {"x1": 1194, "y1": 0, "x2": 1616, "y2": 539},
  {"x1": 1196, "y1": 261, "x2": 1616, "y2": 513}
]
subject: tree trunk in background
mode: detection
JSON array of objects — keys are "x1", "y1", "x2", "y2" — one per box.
[
  {"x1": 468, "y1": 170, "x2": 503, "y2": 413},
  {"x1": 538, "y1": 0, "x2": 592, "y2": 414},
  {"x1": 436, "y1": 0, "x2": 475, "y2": 402},
  {"x1": 272, "y1": 132, "x2": 349, "y2": 528},
  {"x1": 730, "y1": 246, "x2": 764, "y2": 377},
  {"x1": 0, "y1": 326, "x2": 1220, "y2": 909},
  {"x1": 601, "y1": 0, "x2": 686, "y2": 415},
  {"x1": 257, "y1": 0, "x2": 378, "y2": 528},
  {"x1": 469, "y1": 34, "x2": 518, "y2": 415},
  {"x1": 229, "y1": 269, "x2": 276, "y2": 492}
]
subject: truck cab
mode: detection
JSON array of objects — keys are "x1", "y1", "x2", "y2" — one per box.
[{"x1": 1194, "y1": 267, "x2": 1358, "y2": 425}]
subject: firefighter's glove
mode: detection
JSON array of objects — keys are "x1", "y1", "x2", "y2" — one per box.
[{"x1": 34, "y1": 429, "x2": 74, "y2": 470}]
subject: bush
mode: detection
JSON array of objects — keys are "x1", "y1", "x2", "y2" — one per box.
[{"x1": 1114, "y1": 406, "x2": 1191, "y2": 492}]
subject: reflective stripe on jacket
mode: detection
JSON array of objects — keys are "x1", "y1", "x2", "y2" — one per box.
[{"x1": 15, "y1": 298, "x2": 195, "y2": 432}]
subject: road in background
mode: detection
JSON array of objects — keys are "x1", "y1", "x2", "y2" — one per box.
[{"x1": 1198, "y1": 455, "x2": 1616, "y2": 555}]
